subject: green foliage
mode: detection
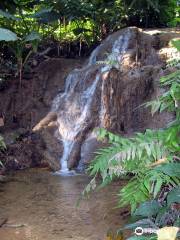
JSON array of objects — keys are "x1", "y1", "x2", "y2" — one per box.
[
  {"x1": 133, "y1": 200, "x2": 161, "y2": 218},
  {"x1": 167, "y1": 186, "x2": 180, "y2": 207},
  {"x1": 0, "y1": 9, "x2": 20, "y2": 21},
  {"x1": 7, "y1": 32, "x2": 41, "y2": 84},
  {"x1": 124, "y1": 38, "x2": 180, "y2": 240},
  {"x1": 127, "y1": 236, "x2": 157, "y2": 240},
  {"x1": 89, "y1": 126, "x2": 179, "y2": 176},
  {"x1": 118, "y1": 162, "x2": 180, "y2": 212},
  {"x1": 0, "y1": 6, "x2": 42, "y2": 83},
  {"x1": 0, "y1": 0, "x2": 178, "y2": 48},
  {"x1": 84, "y1": 124, "x2": 180, "y2": 211},
  {"x1": 145, "y1": 70, "x2": 180, "y2": 117},
  {"x1": 172, "y1": 39, "x2": 180, "y2": 52},
  {"x1": 84, "y1": 40, "x2": 180, "y2": 239},
  {"x1": 124, "y1": 0, "x2": 178, "y2": 27},
  {"x1": 0, "y1": 0, "x2": 178, "y2": 68},
  {"x1": 123, "y1": 187, "x2": 180, "y2": 233}
]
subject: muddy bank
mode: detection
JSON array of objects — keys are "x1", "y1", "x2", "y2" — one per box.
[{"x1": 0, "y1": 58, "x2": 84, "y2": 172}]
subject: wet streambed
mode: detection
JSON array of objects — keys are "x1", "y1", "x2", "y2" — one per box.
[{"x1": 0, "y1": 169, "x2": 128, "y2": 240}]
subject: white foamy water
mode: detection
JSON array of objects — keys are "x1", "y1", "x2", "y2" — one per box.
[{"x1": 51, "y1": 29, "x2": 131, "y2": 174}]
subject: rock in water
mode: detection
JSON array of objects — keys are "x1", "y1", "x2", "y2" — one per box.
[{"x1": 51, "y1": 27, "x2": 178, "y2": 170}]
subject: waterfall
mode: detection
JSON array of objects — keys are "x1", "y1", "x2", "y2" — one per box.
[
  {"x1": 51, "y1": 67, "x2": 102, "y2": 174},
  {"x1": 51, "y1": 28, "x2": 131, "y2": 174}
]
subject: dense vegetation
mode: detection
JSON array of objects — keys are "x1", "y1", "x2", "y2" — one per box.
[
  {"x1": 0, "y1": 0, "x2": 179, "y2": 85},
  {"x1": 84, "y1": 40, "x2": 180, "y2": 239},
  {"x1": 0, "y1": 0, "x2": 179, "y2": 55}
]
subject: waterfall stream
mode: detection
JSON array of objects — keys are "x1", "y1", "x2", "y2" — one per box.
[{"x1": 51, "y1": 29, "x2": 131, "y2": 174}]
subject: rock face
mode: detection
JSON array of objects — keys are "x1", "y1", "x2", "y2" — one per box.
[
  {"x1": 0, "y1": 58, "x2": 83, "y2": 171},
  {"x1": 1, "y1": 27, "x2": 178, "y2": 172},
  {"x1": 50, "y1": 27, "x2": 179, "y2": 170}
]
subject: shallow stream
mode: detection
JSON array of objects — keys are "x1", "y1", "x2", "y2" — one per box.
[{"x1": 0, "y1": 169, "x2": 128, "y2": 240}]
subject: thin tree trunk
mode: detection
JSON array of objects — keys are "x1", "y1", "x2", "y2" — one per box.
[{"x1": 19, "y1": 58, "x2": 23, "y2": 88}]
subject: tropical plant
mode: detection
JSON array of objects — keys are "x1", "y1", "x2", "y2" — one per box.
[
  {"x1": 0, "y1": 8, "x2": 42, "y2": 85},
  {"x1": 118, "y1": 162, "x2": 180, "y2": 212},
  {"x1": 122, "y1": 186, "x2": 180, "y2": 239},
  {"x1": 0, "y1": 27, "x2": 18, "y2": 41},
  {"x1": 124, "y1": 0, "x2": 178, "y2": 27},
  {"x1": 83, "y1": 126, "x2": 180, "y2": 211},
  {"x1": 0, "y1": 0, "x2": 178, "y2": 52},
  {"x1": 83, "y1": 40, "x2": 180, "y2": 240},
  {"x1": 9, "y1": 31, "x2": 41, "y2": 85}
]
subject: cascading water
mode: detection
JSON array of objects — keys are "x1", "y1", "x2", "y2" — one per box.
[
  {"x1": 52, "y1": 68, "x2": 102, "y2": 174},
  {"x1": 51, "y1": 28, "x2": 132, "y2": 174}
]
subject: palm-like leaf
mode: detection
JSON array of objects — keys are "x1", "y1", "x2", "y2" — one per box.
[
  {"x1": 0, "y1": 27, "x2": 18, "y2": 41},
  {"x1": 0, "y1": 9, "x2": 20, "y2": 20}
]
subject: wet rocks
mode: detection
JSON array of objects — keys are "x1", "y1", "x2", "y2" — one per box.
[
  {"x1": 39, "y1": 128, "x2": 63, "y2": 171},
  {"x1": 80, "y1": 131, "x2": 106, "y2": 167},
  {"x1": 52, "y1": 27, "x2": 179, "y2": 169},
  {"x1": 0, "y1": 58, "x2": 83, "y2": 172},
  {"x1": 32, "y1": 112, "x2": 57, "y2": 132}
]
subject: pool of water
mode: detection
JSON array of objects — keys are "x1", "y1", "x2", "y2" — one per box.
[{"x1": 0, "y1": 169, "x2": 128, "y2": 240}]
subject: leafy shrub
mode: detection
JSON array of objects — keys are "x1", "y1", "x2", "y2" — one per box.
[
  {"x1": 0, "y1": 0, "x2": 178, "y2": 47},
  {"x1": 123, "y1": 186, "x2": 180, "y2": 239},
  {"x1": 84, "y1": 40, "x2": 180, "y2": 239},
  {"x1": 0, "y1": 10, "x2": 41, "y2": 84}
]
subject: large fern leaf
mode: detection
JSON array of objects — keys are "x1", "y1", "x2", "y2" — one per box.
[{"x1": 0, "y1": 27, "x2": 18, "y2": 41}]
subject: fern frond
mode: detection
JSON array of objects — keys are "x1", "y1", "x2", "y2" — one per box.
[
  {"x1": 84, "y1": 40, "x2": 180, "y2": 215},
  {"x1": 90, "y1": 128, "x2": 169, "y2": 177}
]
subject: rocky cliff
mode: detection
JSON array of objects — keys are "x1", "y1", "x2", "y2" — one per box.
[
  {"x1": 0, "y1": 27, "x2": 179, "y2": 172},
  {"x1": 43, "y1": 27, "x2": 179, "y2": 170}
]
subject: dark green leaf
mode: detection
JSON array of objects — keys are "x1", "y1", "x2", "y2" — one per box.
[
  {"x1": 167, "y1": 187, "x2": 180, "y2": 207},
  {"x1": 134, "y1": 200, "x2": 161, "y2": 217},
  {"x1": 0, "y1": 27, "x2": 18, "y2": 41}
]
